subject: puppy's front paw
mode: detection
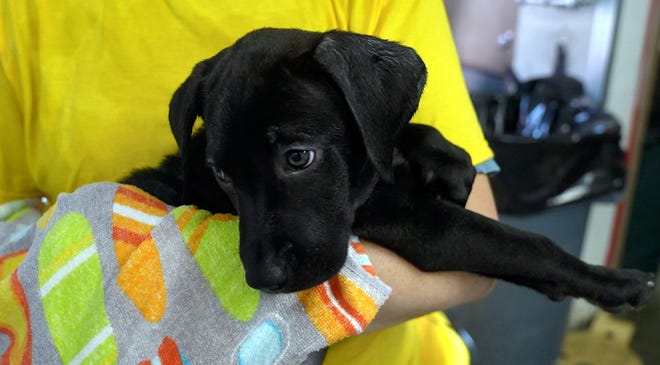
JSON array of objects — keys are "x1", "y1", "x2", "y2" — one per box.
[
  {"x1": 590, "y1": 269, "x2": 655, "y2": 312},
  {"x1": 408, "y1": 149, "x2": 476, "y2": 206}
]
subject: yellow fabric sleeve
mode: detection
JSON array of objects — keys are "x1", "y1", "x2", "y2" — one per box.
[
  {"x1": 324, "y1": 312, "x2": 470, "y2": 365},
  {"x1": 1, "y1": 2, "x2": 486, "y2": 364}
]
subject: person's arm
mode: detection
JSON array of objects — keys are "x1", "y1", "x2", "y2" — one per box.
[{"x1": 363, "y1": 173, "x2": 497, "y2": 332}]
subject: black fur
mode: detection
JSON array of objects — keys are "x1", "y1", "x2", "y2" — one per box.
[{"x1": 124, "y1": 28, "x2": 654, "y2": 310}]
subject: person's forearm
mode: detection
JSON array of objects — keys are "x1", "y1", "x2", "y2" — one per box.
[
  {"x1": 465, "y1": 173, "x2": 498, "y2": 220},
  {"x1": 364, "y1": 173, "x2": 497, "y2": 332}
]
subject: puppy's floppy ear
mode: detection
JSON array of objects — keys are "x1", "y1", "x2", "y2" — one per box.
[
  {"x1": 169, "y1": 61, "x2": 209, "y2": 158},
  {"x1": 169, "y1": 60, "x2": 212, "y2": 201},
  {"x1": 313, "y1": 31, "x2": 427, "y2": 181}
]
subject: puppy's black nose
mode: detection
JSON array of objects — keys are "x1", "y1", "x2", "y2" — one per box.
[{"x1": 245, "y1": 261, "x2": 288, "y2": 292}]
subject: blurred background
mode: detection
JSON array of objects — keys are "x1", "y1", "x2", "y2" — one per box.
[{"x1": 442, "y1": 1, "x2": 659, "y2": 364}]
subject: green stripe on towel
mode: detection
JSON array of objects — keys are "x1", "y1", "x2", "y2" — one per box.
[{"x1": 38, "y1": 213, "x2": 118, "y2": 364}]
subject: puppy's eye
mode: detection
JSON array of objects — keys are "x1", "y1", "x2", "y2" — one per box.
[
  {"x1": 209, "y1": 164, "x2": 231, "y2": 184},
  {"x1": 286, "y1": 149, "x2": 315, "y2": 169}
]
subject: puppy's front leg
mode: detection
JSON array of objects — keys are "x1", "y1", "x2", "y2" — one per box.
[{"x1": 353, "y1": 183, "x2": 655, "y2": 311}]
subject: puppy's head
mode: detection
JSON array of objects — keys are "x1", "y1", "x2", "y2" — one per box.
[{"x1": 169, "y1": 28, "x2": 426, "y2": 292}]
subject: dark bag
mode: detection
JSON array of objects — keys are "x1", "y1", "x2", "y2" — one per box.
[{"x1": 472, "y1": 46, "x2": 625, "y2": 214}]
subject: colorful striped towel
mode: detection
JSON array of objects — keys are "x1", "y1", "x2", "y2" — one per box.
[{"x1": 0, "y1": 182, "x2": 391, "y2": 364}]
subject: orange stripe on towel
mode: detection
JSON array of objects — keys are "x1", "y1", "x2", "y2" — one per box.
[
  {"x1": 112, "y1": 185, "x2": 168, "y2": 265},
  {"x1": 316, "y1": 279, "x2": 361, "y2": 336},
  {"x1": 350, "y1": 241, "x2": 378, "y2": 277},
  {"x1": 112, "y1": 226, "x2": 149, "y2": 247},
  {"x1": 115, "y1": 185, "x2": 168, "y2": 212},
  {"x1": 327, "y1": 277, "x2": 368, "y2": 330},
  {"x1": 117, "y1": 237, "x2": 167, "y2": 322},
  {"x1": 350, "y1": 241, "x2": 367, "y2": 254},
  {"x1": 158, "y1": 337, "x2": 184, "y2": 365},
  {"x1": 0, "y1": 272, "x2": 32, "y2": 365},
  {"x1": 297, "y1": 274, "x2": 379, "y2": 344}
]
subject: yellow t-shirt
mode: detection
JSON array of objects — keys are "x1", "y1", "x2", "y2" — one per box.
[
  {"x1": 1, "y1": 1, "x2": 491, "y2": 364},
  {"x1": 326, "y1": 311, "x2": 470, "y2": 364}
]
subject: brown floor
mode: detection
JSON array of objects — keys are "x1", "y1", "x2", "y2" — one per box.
[
  {"x1": 557, "y1": 271, "x2": 660, "y2": 365},
  {"x1": 619, "y1": 273, "x2": 660, "y2": 365}
]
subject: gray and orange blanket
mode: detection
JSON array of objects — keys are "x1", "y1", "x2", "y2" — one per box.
[{"x1": 0, "y1": 183, "x2": 390, "y2": 364}]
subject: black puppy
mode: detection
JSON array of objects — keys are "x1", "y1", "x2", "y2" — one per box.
[{"x1": 124, "y1": 28, "x2": 654, "y2": 310}]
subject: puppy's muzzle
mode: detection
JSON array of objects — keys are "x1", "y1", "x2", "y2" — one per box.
[
  {"x1": 243, "y1": 243, "x2": 291, "y2": 292},
  {"x1": 245, "y1": 260, "x2": 288, "y2": 292}
]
